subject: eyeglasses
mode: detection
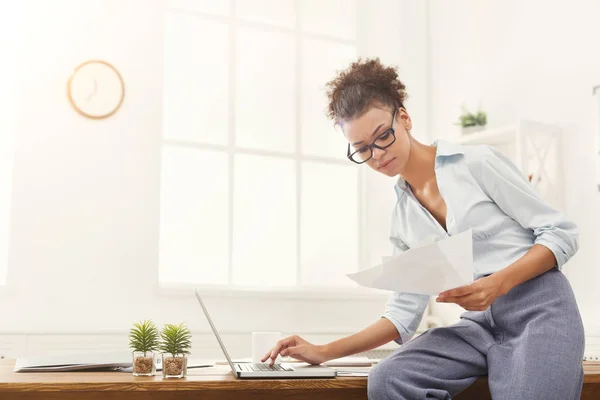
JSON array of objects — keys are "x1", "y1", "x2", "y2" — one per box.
[{"x1": 347, "y1": 109, "x2": 397, "y2": 164}]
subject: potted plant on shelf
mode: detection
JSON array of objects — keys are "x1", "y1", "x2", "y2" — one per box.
[
  {"x1": 455, "y1": 105, "x2": 487, "y2": 134},
  {"x1": 159, "y1": 323, "x2": 192, "y2": 378},
  {"x1": 128, "y1": 320, "x2": 159, "y2": 376}
]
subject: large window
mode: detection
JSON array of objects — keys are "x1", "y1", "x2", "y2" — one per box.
[
  {"x1": 159, "y1": 0, "x2": 364, "y2": 290},
  {"x1": 0, "y1": 3, "x2": 18, "y2": 286}
]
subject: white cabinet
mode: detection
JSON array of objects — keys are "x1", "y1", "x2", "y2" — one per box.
[{"x1": 456, "y1": 120, "x2": 564, "y2": 211}]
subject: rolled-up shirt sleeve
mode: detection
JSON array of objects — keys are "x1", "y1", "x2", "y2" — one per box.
[
  {"x1": 475, "y1": 146, "x2": 578, "y2": 269},
  {"x1": 381, "y1": 235, "x2": 430, "y2": 345}
]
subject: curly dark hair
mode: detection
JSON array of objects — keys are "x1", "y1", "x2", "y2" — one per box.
[{"x1": 325, "y1": 57, "x2": 408, "y2": 124}]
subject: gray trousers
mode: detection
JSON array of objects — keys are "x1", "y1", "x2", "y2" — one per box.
[{"x1": 368, "y1": 269, "x2": 585, "y2": 400}]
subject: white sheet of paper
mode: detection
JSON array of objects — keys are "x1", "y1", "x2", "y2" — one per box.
[{"x1": 347, "y1": 229, "x2": 474, "y2": 295}]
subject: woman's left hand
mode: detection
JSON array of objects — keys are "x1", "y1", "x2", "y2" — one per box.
[{"x1": 436, "y1": 274, "x2": 508, "y2": 311}]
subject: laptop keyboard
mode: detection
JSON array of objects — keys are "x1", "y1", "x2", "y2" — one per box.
[{"x1": 238, "y1": 363, "x2": 290, "y2": 372}]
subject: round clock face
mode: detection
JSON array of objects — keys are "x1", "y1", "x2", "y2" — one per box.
[{"x1": 68, "y1": 60, "x2": 125, "y2": 119}]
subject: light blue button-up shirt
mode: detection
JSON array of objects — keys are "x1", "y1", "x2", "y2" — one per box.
[{"x1": 382, "y1": 139, "x2": 578, "y2": 344}]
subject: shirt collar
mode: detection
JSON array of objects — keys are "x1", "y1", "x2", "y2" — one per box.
[
  {"x1": 434, "y1": 139, "x2": 464, "y2": 158},
  {"x1": 393, "y1": 139, "x2": 464, "y2": 199}
]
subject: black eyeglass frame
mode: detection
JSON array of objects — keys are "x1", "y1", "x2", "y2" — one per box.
[{"x1": 346, "y1": 108, "x2": 399, "y2": 164}]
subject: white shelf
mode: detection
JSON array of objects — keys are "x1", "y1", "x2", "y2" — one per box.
[
  {"x1": 456, "y1": 124, "x2": 517, "y2": 145},
  {"x1": 452, "y1": 119, "x2": 564, "y2": 211}
]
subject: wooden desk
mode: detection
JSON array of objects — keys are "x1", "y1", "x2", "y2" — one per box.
[{"x1": 1, "y1": 359, "x2": 599, "y2": 400}]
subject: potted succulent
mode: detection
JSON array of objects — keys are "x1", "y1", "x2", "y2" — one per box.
[
  {"x1": 128, "y1": 320, "x2": 159, "y2": 376},
  {"x1": 159, "y1": 323, "x2": 192, "y2": 378},
  {"x1": 455, "y1": 105, "x2": 487, "y2": 134}
]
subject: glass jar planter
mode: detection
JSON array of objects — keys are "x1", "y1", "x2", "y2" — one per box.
[
  {"x1": 161, "y1": 353, "x2": 187, "y2": 378},
  {"x1": 132, "y1": 351, "x2": 156, "y2": 376}
]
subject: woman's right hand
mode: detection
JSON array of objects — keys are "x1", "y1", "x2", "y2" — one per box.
[{"x1": 261, "y1": 335, "x2": 330, "y2": 366}]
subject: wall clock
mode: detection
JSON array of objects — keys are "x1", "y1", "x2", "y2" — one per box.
[{"x1": 67, "y1": 60, "x2": 125, "y2": 119}]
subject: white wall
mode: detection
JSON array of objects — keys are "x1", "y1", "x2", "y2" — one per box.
[
  {"x1": 360, "y1": 0, "x2": 430, "y2": 268},
  {"x1": 1, "y1": 0, "x2": 433, "y2": 357},
  {"x1": 0, "y1": 2, "x2": 19, "y2": 287},
  {"x1": 426, "y1": 0, "x2": 600, "y2": 335},
  {"x1": 3, "y1": 0, "x2": 171, "y2": 333}
]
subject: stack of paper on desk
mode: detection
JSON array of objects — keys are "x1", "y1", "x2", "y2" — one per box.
[
  {"x1": 14, "y1": 351, "x2": 132, "y2": 372},
  {"x1": 333, "y1": 367, "x2": 372, "y2": 377},
  {"x1": 346, "y1": 229, "x2": 474, "y2": 295},
  {"x1": 322, "y1": 356, "x2": 372, "y2": 367}
]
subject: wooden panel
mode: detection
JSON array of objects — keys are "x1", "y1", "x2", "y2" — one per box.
[
  {"x1": 0, "y1": 390, "x2": 367, "y2": 400},
  {"x1": 456, "y1": 378, "x2": 492, "y2": 400}
]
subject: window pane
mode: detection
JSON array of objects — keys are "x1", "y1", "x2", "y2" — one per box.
[
  {"x1": 301, "y1": 162, "x2": 359, "y2": 286},
  {"x1": 235, "y1": 27, "x2": 295, "y2": 153},
  {"x1": 236, "y1": 0, "x2": 295, "y2": 28},
  {"x1": 301, "y1": 39, "x2": 356, "y2": 159},
  {"x1": 168, "y1": 0, "x2": 229, "y2": 16},
  {"x1": 300, "y1": 0, "x2": 357, "y2": 40},
  {"x1": 164, "y1": 12, "x2": 229, "y2": 145},
  {"x1": 159, "y1": 147, "x2": 229, "y2": 285},
  {"x1": 232, "y1": 155, "x2": 296, "y2": 286}
]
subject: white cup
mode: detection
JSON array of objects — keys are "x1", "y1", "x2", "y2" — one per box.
[{"x1": 252, "y1": 331, "x2": 282, "y2": 364}]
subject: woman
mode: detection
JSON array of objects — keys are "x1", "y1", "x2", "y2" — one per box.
[{"x1": 262, "y1": 58, "x2": 584, "y2": 400}]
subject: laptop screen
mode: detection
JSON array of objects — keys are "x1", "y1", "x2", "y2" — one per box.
[{"x1": 194, "y1": 290, "x2": 237, "y2": 374}]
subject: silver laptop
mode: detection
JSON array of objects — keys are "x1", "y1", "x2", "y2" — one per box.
[{"x1": 194, "y1": 290, "x2": 336, "y2": 379}]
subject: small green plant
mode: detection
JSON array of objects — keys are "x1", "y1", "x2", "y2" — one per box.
[
  {"x1": 159, "y1": 323, "x2": 192, "y2": 357},
  {"x1": 128, "y1": 320, "x2": 159, "y2": 356},
  {"x1": 455, "y1": 105, "x2": 487, "y2": 128}
]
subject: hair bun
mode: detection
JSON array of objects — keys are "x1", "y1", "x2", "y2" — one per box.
[{"x1": 325, "y1": 57, "x2": 407, "y2": 123}]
